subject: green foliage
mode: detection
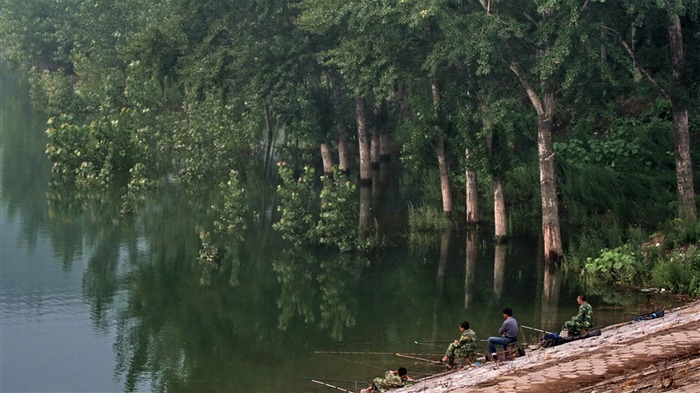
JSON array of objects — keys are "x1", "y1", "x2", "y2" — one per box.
[
  {"x1": 273, "y1": 163, "x2": 317, "y2": 247},
  {"x1": 173, "y1": 94, "x2": 259, "y2": 187},
  {"x1": 650, "y1": 245, "x2": 700, "y2": 297},
  {"x1": 27, "y1": 68, "x2": 79, "y2": 114},
  {"x1": 196, "y1": 170, "x2": 250, "y2": 287},
  {"x1": 407, "y1": 202, "x2": 453, "y2": 232},
  {"x1": 120, "y1": 162, "x2": 157, "y2": 216},
  {"x1": 316, "y1": 169, "x2": 359, "y2": 252},
  {"x1": 273, "y1": 164, "x2": 368, "y2": 252},
  {"x1": 573, "y1": 220, "x2": 700, "y2": 297},
  {"x1": 46, "y1": 106, "x2": 158, "y2": 185},
  {"x1": 582, "y1": 244, "x2": 645, "y2": 285}
]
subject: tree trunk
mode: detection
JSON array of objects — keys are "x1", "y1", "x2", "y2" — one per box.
[
  {"x1": 466, "y1": 148, "x2": 479, "y2": 225},
  {"x1": 668, "y1": 14, "x2": 697, "y2": 220},
  {"x1": 514, "y1": 67, "x2": 563, "y2": 264},
  {"x1": 493, "y1": 243, "x2": 506, "y2": 300},
  {"x1": 493, "y1": 178, "x2": 507, "y2": 241},
  {"x1": 379, "y1": 114, "x2": 391, "y2": 163},
  {"x1": 332, "y1": 73, "x2": 350, "y2": 174},
  {"x1": 320, "y1": 143, "x2": 334, "y2": 175},
  {"x1": 355, "y1": 95, "x2": 372, "y2": 185},
  {"x1": 536, "y1": 92, "x2": 563, "y2": 264},
  {"x1": 371, "y1": 106, "x2": 381, "y2": 168},
  {"x1": 464, "y1": 230, "x2": 477, "y2": 307},
  {"x1": 359, "y1": 185, "x2": 371, "y2": 243},
  {"x1": 432, "y1": 81, "x2": 453, "y2": 216}
]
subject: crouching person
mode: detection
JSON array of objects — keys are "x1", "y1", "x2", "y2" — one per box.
[{"x1": 361, "y1": 367, "x2": 413, "y2": 393}]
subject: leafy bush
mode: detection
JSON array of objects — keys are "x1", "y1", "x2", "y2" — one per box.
[
  {"x1": 315, "y1": 169, "x2": 359, "y2": 252},
  {"x1": 272, "y1": 163, "x2": 317, "y2": 247},
  {"x1": 582, "y1": 244, "x2": 646, "y2": 286},
  {"x1": 574, "y1": 220, "x2": 700, "y2": 297},
  {"x1": 650, "y1": 246, "x2": 700, "y2": 297}
]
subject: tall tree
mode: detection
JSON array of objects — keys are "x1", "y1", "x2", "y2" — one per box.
[
  {"x1": 604, "y1": 0, "x2": 698, "y2": 221},
  {"x1": 471, "y1": 0, "x2": 605, "y2": 263}
]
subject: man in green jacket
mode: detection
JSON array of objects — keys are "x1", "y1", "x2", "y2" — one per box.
[
  {"x1": 562, "y1": 294, "x2": 593, "y2": 336},
  {"x1": 441, "y1": 320, "x2": 477, "y2": 367}
]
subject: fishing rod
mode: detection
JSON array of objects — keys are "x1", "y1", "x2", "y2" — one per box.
[
  {"x1": 315, "y1": 350, "x2": 397, "y2": 355},
  {"x1": 311, "y1": 379, "x2": 356, "y2": 393},
  {"x1": 521, "y1": 325, "x2": 553, "y2": 334},
  {"x1": 395, "y1": 352, "x2": 444, "y2": 365},
  {"x1": 413, "y1": 340, "x2": 450, "y2": 348},
  {"x1": 315, "y1": 350, "x2": 442, "y2": 356}
]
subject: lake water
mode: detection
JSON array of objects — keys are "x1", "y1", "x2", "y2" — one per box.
[{"x1": 0, "y1": 66, "x2": 685, "y2": 393}]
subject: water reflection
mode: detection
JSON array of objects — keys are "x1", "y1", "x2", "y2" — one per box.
[
  {"x1": 464, "y1": 230, "x2": 477, "y2": 308},
  {"x1": 493, "y1": 243, "x2": 506, "y2": 300},
  {"x1": 2, "y1": 66, "x2": 691, "y2": 392}
]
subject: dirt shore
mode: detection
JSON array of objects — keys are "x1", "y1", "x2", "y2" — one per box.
[{"x1": 397, "y1": 300, "x2": 700, "y2": 393}]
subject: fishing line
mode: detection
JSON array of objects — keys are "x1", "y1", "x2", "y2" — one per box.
[
  {"x1": 315, "y1": 350, "x2": 442, "y2": 356},
  {"x1": 317, "y1": 351, "x2": 386, "y2": 371}
]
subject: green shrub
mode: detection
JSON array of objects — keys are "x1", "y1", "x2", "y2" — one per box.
[
  {"x1": 582, "y1": 244, "x2": 645, "y2": 286},
  {"x1": 407, "y1": 203, "x2": 453, "y2": 232},
  {"x1": 650, "y1": 246, "x2": 700, "y2": 297}
]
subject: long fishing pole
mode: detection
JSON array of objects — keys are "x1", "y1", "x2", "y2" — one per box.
[
  {"x1": 413, "y1": 340, "x2": 448, "y2": 348},
  {"x1": 521, "y1": 325, "x2": 553, "y2": 334},
  {"x1": 396, "y1": 352, "x2": 444, "y2": 365},
  {"x1": 315, "y1": 350, "x2": 397, "y2": 355},
  {"x1": 311, "y1": 379, "x2": 356, "y2": 393},
  {"x1": 315, "y1": 350, "x2": 442, "y2": 356}
]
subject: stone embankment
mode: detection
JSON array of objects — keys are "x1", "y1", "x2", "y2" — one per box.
[{"x1": 399, "y1": 300, "x2": 700, "y2": 393}]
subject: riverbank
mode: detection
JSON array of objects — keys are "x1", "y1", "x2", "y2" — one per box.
[{"x1": 398, "y1": 299, "x2": 700, "y2": 393}]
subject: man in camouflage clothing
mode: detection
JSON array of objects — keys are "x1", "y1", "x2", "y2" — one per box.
[
  {"x1": 360, "y1": 367, "x2": 412, "y2": 393},
  {"x1": 562, "y1": 294, "x2": 593, "y2": 336},
  {"x1": 441, "y1": 321, "x2": 477, "y2": 367}
]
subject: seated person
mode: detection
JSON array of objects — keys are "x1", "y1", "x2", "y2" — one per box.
[
  {"x1": 562, "y1": 294, "x2": 593, "y2": 336},
  {"x1": 441, "y1": 320, "x2": 477, "y2": 367},
  {"x1": 360, "y1": 367, "x2": 413, "y2": 393},
  {"x1": 486, "y1": 307, "x2": 518, "y2": 359}
]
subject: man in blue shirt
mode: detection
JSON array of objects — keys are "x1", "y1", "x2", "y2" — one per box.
[{"x1": 487, "y1": 307, "x2": 518, "y2": 359}]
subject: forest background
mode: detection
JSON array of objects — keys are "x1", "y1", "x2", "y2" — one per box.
[{"x1": 1, "y1": 0, "x2": 698, "y2": 296}]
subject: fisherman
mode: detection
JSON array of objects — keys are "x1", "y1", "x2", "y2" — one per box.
[
  {"x1": 486, "y1": 307, "x2": 518, "y2": 360},
  {"x1": 441, "y1": 320, "x2": 477, "y2": 367},
  {"x1": 562, "y1": 294, "x2": 593, "y2": 337},
  {"x1": 360, "y1": 367, "x2": 413, "y2": 393}
]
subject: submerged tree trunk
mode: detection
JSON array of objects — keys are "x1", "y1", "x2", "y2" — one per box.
[
  {"x1": 379, "y1": 109, "x2": 391, "y2": 163},
  {"x1": 493, "y1": 178, "x2": 507, "y2": 241},
  {"x1": 535, "y1": 92, "x2": 563, "y2": 264},
  {"x1": 668, "y1": 14, "x2": 696, "y2": 220},
  {"x1": 355, "y1": 95, "x2": 372, "y2": 185},
  {"x1": 464, "y1": 230, "x2": 478, "y2": 307},
  {"x1": 512, "y1": 64, "x2": 563, "y2": 264},
  {"x1": 432, "y1": 81, "x2": 453, "y2": 216},
  {"x1": 371, "y1": 105, "x2": 382, "y2": 168},
  {"x1": 493, "y1": 243, "x2": 506, "y2": 300},
  {"x1": 466, "y1": 148, "x2": 480, "y2": 226}
]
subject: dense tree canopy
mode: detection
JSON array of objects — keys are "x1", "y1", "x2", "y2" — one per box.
[{"x1": 1, "y1": 0, "x2": 698, "y2": 259}]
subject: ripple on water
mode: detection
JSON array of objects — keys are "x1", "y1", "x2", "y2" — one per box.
[{"x1": 1, "y1": 285, "x2": 89, "y2": 331}]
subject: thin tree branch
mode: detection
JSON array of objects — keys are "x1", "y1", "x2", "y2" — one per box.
[
  {"x1": 602, "y1": 24, "x2": 671, "y2": 102},
  {"x1": 580, "y1": 0, "x2": 591, "y2": 12}
]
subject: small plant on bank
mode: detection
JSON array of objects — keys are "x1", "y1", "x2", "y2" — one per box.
[
  {"x1": 577, "y1": 220, "x2": 700, "y2": 297},
  {"x1": 407, "y1": 203, "x2": 453, "y2": 232},
  {"x1": 582, "y1": 244, "x2": 646, "y2": 286}
]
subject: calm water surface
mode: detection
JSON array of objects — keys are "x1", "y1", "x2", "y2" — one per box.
[{"x1": 0, "y1": 67, "x2": 685, "y2": 393}]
